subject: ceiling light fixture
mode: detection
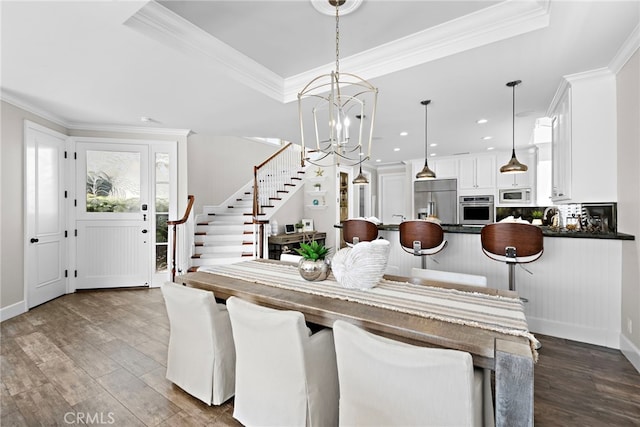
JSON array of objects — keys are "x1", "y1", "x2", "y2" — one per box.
[
  {"x1": 500, "y1": 80, "x2": 528, "y2": 174},
  {"x1": 298, "y1": 0, "x2": 378, "y2": 167},
  {"x1": 415, "y1": 100, "x2": 436, "y2": 179},
  {"x1": 352, "y1": 145, "x2": 369, "y2": 185}
]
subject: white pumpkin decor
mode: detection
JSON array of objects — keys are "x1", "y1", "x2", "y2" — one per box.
[{"x1": 331, "y1": 239, "x2": 391, "y2": 289}]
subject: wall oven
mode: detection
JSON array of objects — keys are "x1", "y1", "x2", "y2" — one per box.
[
  {"x1": 499, "y1": 188, "x2": 532, "y2": 204},
  {"x1": 459, "y1": 195, "x2": 494, "y2": 225}
]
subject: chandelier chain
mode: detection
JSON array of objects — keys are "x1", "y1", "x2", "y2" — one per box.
[{"x1": 335, "y1": 2, "x2": 340, "y2": 75}]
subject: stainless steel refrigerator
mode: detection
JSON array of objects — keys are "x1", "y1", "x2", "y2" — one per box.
[{"x1": 414, "y1": 179, "x2": 457, "y2": 224}]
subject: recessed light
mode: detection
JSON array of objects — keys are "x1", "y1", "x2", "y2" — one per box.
[
  {"x1": 430, "y1": 143, "x2": 438, "y2": 147},
  {"x1": 477, "y1": 119, "x2": 488, "y2": 124},
  {"x1": 482, "y1": 136, "x2": 492, "y2": 140},
  {"x1": 430, "y1": 153, "x2": 436, "y2": 157},
  {"x1": 487, "y1": 147, "x2": 495, "y2": 150},
  {"x1": 400, "y1": 131, "x2": 408, "y2": 136},
  {"x1": 375, "y1": 159, "x2": 381, "y2": 162},
  {"x1": 394, "y1": 148, "x2": 400, "y2": 152}
]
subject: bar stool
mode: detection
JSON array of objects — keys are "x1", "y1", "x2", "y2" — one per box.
[
  {"x1": 480, "y1": 222, "x2": 543, "y2": 298},
  {"x1": 399, "y1": 220, "x2": 447, "y2": 268},
  {"x1": 342, "y1": 219, "x2": 378, "y2": 246}
]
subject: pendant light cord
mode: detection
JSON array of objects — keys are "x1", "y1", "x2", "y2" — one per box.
[{"x1": 512, "y1": 82, "x2": 516, "y2": 154}]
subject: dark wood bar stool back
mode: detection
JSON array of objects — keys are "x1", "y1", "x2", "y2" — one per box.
[
  {"x1": 480, "y1": 222, "x2": 544, "y2": 295},
  {"x1": 399, "y1": 221, "x2": 447, "y2": 257},
  {"x1": 342, "y1": 219, "x2": 379, "y2": 246}
]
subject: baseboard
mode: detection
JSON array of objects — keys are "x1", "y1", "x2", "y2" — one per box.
[
  {"x1": 527, "y1": 316, "x2": 620, "y2": 349},
  {"x1": 0, "y1": 300, "x2": 27, "y2": 322},
  {"x1": 620, "y1": 334, "x2": 640, "y2": 374}
]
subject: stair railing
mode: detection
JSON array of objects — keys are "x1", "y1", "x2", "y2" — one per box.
[
  {"x1": 167, "y1": 195, "x2": 195, "y2": 282},
  {"x1": 253, "y1": 143, "x2": 304, "y2": 257}
]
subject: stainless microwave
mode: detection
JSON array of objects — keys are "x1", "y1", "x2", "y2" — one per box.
[{"x1": 499, "y1": 188, "x2": 531, "y2": 204}]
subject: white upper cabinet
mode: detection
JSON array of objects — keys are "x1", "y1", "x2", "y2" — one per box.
[
  {"x1": 549, "y1": 84, "x2": 572, "y2": 201},
  {"x1": 433, "y1": 157, "x2": 458, "y2": 178},
  {"x1": 459, "y1": 154, "x2": 495, "y2": 193},
  {"x1": 496, "y1": 149, "x2": 537, "y2": 189},
  {"x1": 547, "y1": 70, "x2": 617, "y2": 203},
  {"x1": 412, "y1": 157, "x2": 458, "y2": 180}
]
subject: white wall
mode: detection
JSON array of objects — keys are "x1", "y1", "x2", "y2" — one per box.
[
  {"x1": 1, "y1": 101, "x2": 68, "y2": 310},
  {"x1": 0, "y1": 100, "x2": 190, "y2": 314},
  {"x1": 616, "y1": 49, "x2": 640, "y2": 367},
  {"x1": 186, "y1": 134, "x2": 279, "y2": 214}
]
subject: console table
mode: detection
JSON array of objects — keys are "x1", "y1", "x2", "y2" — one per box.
[{"x1": 267, "y1": 232, "x2": 326, "y2": 260}]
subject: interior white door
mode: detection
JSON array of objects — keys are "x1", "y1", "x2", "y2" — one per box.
[
  {"x1": 379, "y1": 173, "x2": 407, "y2": 224},
  {"x1": 75, "y1": 142, "x2": 150, "y2": 288},
  {"x1": 25, "y1": 121, "x2": 68, "y2": 308}
]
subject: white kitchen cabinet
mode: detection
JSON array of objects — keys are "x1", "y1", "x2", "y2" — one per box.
[
  {"x1": 549, "y1": 83, "x2": 572, "y2": 202},
  {"x1": 412, "y1": 157, "x2": 457, "y2": 180},
  {"x1": 496, "y1": 149, "x2": 537, "y2": 189},
  {"x1": 459, "y1": 154, "x2": 495, "y2": 193},
  {"x1": 433, "y1": 157, "x2": 458, "y2": 178},
  {"x1": 546, "y1": 69, "x2": 617, "y2": 203}
]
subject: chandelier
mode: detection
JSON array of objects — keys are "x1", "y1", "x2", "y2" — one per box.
[{"x1": 298, "y1": 0, "x2": 378, "y2": 167}]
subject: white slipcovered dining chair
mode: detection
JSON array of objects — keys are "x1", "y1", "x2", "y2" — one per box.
[
  {"x1": 226, "y1": 296, "x2": 339, "y2": 427},
  {"x1": 411, "y1": 267, "x2": 488, "y2": 287},
  {"x1": 333, "y1": 320, "x2": 494, "y2": 427},
  {"x1": 161, "y1": 282, "x2": 235, "y2": 405}
]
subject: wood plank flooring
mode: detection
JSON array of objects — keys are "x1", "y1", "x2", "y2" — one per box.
[{"x1": 1, "y1": 288, "x2": 639, "y2": 426}]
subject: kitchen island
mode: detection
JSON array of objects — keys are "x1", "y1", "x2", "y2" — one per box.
[
  {"x1": 375, "y1": 223, "x2": 634, "y2": 240},
  {"x1": 335, "y1": 222, "x2": 634, "y2": 349}
]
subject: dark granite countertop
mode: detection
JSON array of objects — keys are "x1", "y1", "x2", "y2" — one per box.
[{"x1": 336, "y1": 223, "x2": 634, "y2": 240}]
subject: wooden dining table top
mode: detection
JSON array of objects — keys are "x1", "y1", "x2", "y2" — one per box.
[{"x1": 177, "y1": 260, "x2": 534, "y2": 370}]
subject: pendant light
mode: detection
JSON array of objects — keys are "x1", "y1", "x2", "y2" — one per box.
[
  {"x1": 352, "y1": 115, "x2": 369, "y2": 184},
  {"x1": 415, "y1": 100, "x2": 436, "y2": 179},
  {"x1": 500, "y1": 80, "x2": 528, "y2": 174}
]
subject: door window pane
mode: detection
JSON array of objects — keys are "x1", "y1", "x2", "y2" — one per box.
[
  {"x1": 156, "y1": 245, "x2": 168, "y2": 272},
  {"x1": 155, "y1": 153, "x2": 170, "y2": 273},
  {"x1": 86, "y1": 150, "x2": 141, "y2": 212}
]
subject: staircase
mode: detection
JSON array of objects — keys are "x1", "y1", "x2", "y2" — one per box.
[{"x1": 190, "y1": 143, "x2": 305, "y2": 270}]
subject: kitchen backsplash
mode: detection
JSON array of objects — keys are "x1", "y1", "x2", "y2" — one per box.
[{"x1": 496, "y1": 203, "x2": 617, "y2": 233}]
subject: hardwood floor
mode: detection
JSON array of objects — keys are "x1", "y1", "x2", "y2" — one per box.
[{"x1": 1, "y1": 288, "x2": 639, "y2": 426}]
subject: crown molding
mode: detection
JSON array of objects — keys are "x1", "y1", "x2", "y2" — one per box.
[
  {"x1": 66, "y1": 123, "x2": 192, "y2": 137},
  {"x1": 1, "y1": 90, "x2": 69, "y2": 129},
  {"x1": 2, "y1": 90, "x2": 191, "y2": 137},
  {"x1": 126, "y1": 0, "x2": 550, "y2": 104},
  {"x1": 284, "y1": 0, "x2": 550, "y2": 102},
  {"x1": 609, "y1": 24, "x2": 640, "y2": 74},
  {"x1": 125, "y1": 1, "x2": 285, "y2": 102}
]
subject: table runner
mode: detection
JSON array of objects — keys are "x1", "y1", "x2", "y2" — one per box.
[{"x1": 199, "y1": 260, "x2": 537, "y2": 353}]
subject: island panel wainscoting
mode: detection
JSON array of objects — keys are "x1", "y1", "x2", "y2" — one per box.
[{"x1": 337, "y1": 223, "x2": 634, "y2": 350}]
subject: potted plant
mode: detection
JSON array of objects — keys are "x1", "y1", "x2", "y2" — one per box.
[
  {"x1": 313, "y1": 183, "x2": 322, "y2": 191},
  {"x1": 531, "y1": 210, "x2": 543, "y2": 226},
  {"x1": 295, "y1": 222, "x2": 304, "y2": 232},
  {"x1": 295, "y1": 241, "x2": 331, "y2": 281}
]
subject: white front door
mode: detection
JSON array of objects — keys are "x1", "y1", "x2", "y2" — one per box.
[
  {"x1": 75, "y1": 142, "x2": 151, "y2": 288},
  {"x1": 25, "y1": 121, "x2": 68, "y2": 308}
]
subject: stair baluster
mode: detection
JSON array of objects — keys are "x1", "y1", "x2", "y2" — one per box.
[{"x1": 167, "y1": 195, "x2": 195, "y2": 282}]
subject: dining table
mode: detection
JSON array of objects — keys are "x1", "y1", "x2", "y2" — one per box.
[{"x1": 177, "y1": 259, "x2": 535, "y2": 427}]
